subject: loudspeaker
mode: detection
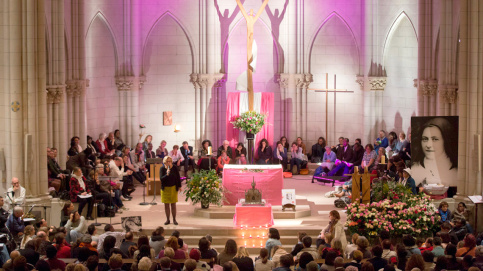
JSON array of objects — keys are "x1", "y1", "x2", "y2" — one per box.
[
  {"x1": 0, "y1": 148, "x2": 5, "y2": 172},
  {"x1": 24, "y1": 134, "x2": 32, "y2": 172},
  {"x1": 475, "y1": 134, "x2": 481, "y2": 172}
]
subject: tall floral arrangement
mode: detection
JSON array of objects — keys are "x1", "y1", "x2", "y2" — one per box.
[
  {"x1": 346, "y1": 185, "x2": 438, "y2": 239},
  {"x1": 231, "y1": 111, "x2": 266, "y2": 134},
  {"x1": 184, "y1": 169, "x2": 225, "y2": 207}
]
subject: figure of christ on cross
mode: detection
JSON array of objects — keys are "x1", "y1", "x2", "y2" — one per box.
[{"x1": 235, "y1": 0, "x2": 269, "y2": 111}]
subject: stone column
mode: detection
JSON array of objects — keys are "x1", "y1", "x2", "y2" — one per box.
[
  {"x1": 190, "y1": 74, "x2": 201, "y2": 149},
  {"x1": 0, "y1": 0, "x2": 48, "y2": 197},
  {"x1": 277, "y1": 74, "x2": 290, "y2": 137},
  {"x1": 457, "y1": 0, "x2": 483, "y2": 200}
]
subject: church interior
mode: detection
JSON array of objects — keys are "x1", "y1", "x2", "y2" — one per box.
[{"x1": 0, "y1": 0, "x2": 483, "y2": 269}]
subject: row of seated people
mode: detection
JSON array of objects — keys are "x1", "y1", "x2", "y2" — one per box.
[{"x1": 1, "y1": 207, "x2": 482, "y2": 271}]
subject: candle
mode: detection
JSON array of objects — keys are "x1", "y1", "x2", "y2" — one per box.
[
  {"x1": 257, "y1": 235, "x2": 260, "y2": 238},
  {"x1": 242, "y1": 233, "x2": 245, "y2": 238},
  {"x1": 381, "y1": 155, "x2": 385, "y2": 164},
  {"x1": 244, "y1": 241, "x2": 247, "y2": 246},
  {"x1": 260, "y1": 242, "x2": 263, "y2": 247},
  {"x1": 249, "y1": 234, "x2": 252, "y2": 238},
  {"x1": 262, "y1": 233, "x2": 265, "y2": 237},
  {"x1": 208, "y1": 146, "x2": 212, "y2": 156}
]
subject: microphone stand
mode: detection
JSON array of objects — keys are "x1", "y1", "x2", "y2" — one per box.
[
  {"x1": 146, "y1": 158, "x2": 163, "y2": 205},
  {"x1": 90, "y1": 180, "x2": 101, "y2": 227}
]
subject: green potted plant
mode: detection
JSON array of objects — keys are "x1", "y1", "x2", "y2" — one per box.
[
  {"x1": 184, "y1": 169, "x2": 225, "y2": 209},
  {"x1": 231, "y1": 111, "x2": 266, "y2": 138}
]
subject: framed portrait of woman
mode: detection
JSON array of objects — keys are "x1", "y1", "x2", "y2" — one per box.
[{"x1": 410, "y1": 116, "x2": 459, "y2": 188}]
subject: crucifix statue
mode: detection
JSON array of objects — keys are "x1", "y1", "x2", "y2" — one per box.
[{"x1": 235, "y1": 0, "x2": 269, "y2": 111}]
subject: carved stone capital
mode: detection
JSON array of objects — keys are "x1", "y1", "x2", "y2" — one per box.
[
  {"x1": 304, "y1": 73, "x2": 313, "y2": 89},
  {"x1": 368, "y1": 76, "x2": 387, "y2": 91},
  {"x1": 198, "y1": 74, "x2": 211, "y2": 89},
  {"x1": 115, "y1": 76, "x2": 135, "y2": 91},
  {"x1": 65, "y1": 80, "x2": 87, "y2": 97},
  {"x1": 419, "y1": 80, "x2": 438, "y2": 96},
  {"x1": 277, "y1": 73, "x2": 290, "y2": 89},
  {"x1": 46, "y1": 85, "x2": 66, "y2": 104},
  {"x1": 213, "y1": 73, "x2": 226, "y2": 88},
  {"x1": 356, "y1": 75, "x2": 364, "y2": 91},
  {"x1": 439, "y1": 85, "x2": 458, "y2": 104}
]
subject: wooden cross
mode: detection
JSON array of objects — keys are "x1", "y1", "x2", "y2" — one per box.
[
  {"x1": 308, "y1": 73, "x2": 354, "y2": 143},
  {"x1": 346, "y1": 167, "x2": 376, "y2": 204}
]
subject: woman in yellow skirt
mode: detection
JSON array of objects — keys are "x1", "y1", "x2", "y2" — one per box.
[{"x1": 160, "y1": 156, "x2": 181, "y2": 225}]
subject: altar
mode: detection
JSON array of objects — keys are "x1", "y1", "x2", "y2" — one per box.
[{"x1": 222, "y1": 164, "x2": 283, "y2": 205}]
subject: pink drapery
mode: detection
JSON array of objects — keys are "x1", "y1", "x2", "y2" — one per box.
[
  {"x1": 225, "y1": 92, "x2": 274, "y2": 155},
  {"x1": 255, "y1": 93, "x2": 274, "y2": 156},
  {"x1": 226, "y1": 92, "x2": 240, "y2": 158}
]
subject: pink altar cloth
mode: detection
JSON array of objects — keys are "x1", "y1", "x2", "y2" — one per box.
[
  {"x1": 222, "y1": 165, "x2": 283, "y2": 205},
  {"x1": 233, "y1": 204, "x2": 274, "y2": 227}
]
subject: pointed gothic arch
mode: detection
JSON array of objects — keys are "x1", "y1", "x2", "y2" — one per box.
[
  {"x1": 307, "y1": 12, "x2": 361, "y2": 73},
  {"x1": 142, "y1": 11, "x2": 196, "y2": 74},
  {"x1": 86, "y1": 12, "x2": 119, "y2": 75}
]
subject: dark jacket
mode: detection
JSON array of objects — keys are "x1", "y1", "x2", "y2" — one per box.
[
  {"x1": 405, "y1": 177, "x2": 417, "y2": 195},
  {"x1": 257, "y1": 146, "x2": 273, "y2": 161},
  {"x1": 311, "y1": 144, "x2": 326, "y2": 159},
  {"x1": 119, "y1": 241, "x2": 136, "y2": 257},
  {"x1": 368, "y1": 257, "x2": 387, "y2": 271},
  {"x1": 232, "y1": 256, "x2": 254, "y2": 271},
  {"x1": 160, "y1": 166, "x2": 181, "y2": 191},
  {"x1": 350, "y1": 147, "x2": 364, "y2": 166},
  {"x1": 453, "y1": 225, "x2": 468, "y2": 241},
  {"x1": 6, "y1": 214, "x2": 25, "y2": 236},
  {"x1": 0, "y1": 208, "x2": 9, "y2": 232},
  {"x1": 66, "y1": 152, "x2": 90, "y2": 172},
  {"x1": 180, "y1": 146, "x2": 194, "y2": 160},
  {"x1": 336, "y1": 145, "x2": 353, "y2": 162},
  {"x1": 217, "y1": 146, "x2": 233, "y2": 159},
  {"x1": 48, "y1": 158, "x2": 69, "y2": 178}
]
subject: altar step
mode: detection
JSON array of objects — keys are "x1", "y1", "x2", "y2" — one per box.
[
  {"x1": 193, "y1": 205, "x2": 312, "y2": 219},
  {"x1": 132, "y1": 228, "x2": 323, "y2": 255}
]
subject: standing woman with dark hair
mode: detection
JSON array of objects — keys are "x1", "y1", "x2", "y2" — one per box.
[
  {"x1": 411, "y1": 117, "x2": 458, "y2": 186},
  {"x1": 256, "y1": 139, "x2": 272, "y2": 164},
  {"x1": 265, "y1": 228, "x2": 281, "y2": 258},
  {"x1": 160, "y1": 156, "x2": 181, "y2": 225}
]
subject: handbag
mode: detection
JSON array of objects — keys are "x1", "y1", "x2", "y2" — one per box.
[{"x1": 59, "y1": 190, "x2": 70, "y2": 201}]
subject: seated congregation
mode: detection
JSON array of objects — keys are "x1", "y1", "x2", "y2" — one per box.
[{"x1": 0, "y1": 207, "x2": 482, "y2": 271}]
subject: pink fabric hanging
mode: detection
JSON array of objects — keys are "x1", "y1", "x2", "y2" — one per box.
[
  {"x1": 255, "y1": 92, "x2": 274, "y2": 153},
  {"x1": 226, "y1": 92, "x2": 240, "y2": 159}
]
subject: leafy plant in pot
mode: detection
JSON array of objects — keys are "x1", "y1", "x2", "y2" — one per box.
[{"x1": 183, "y1": 169, "x2": 226, "y2": 209}]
